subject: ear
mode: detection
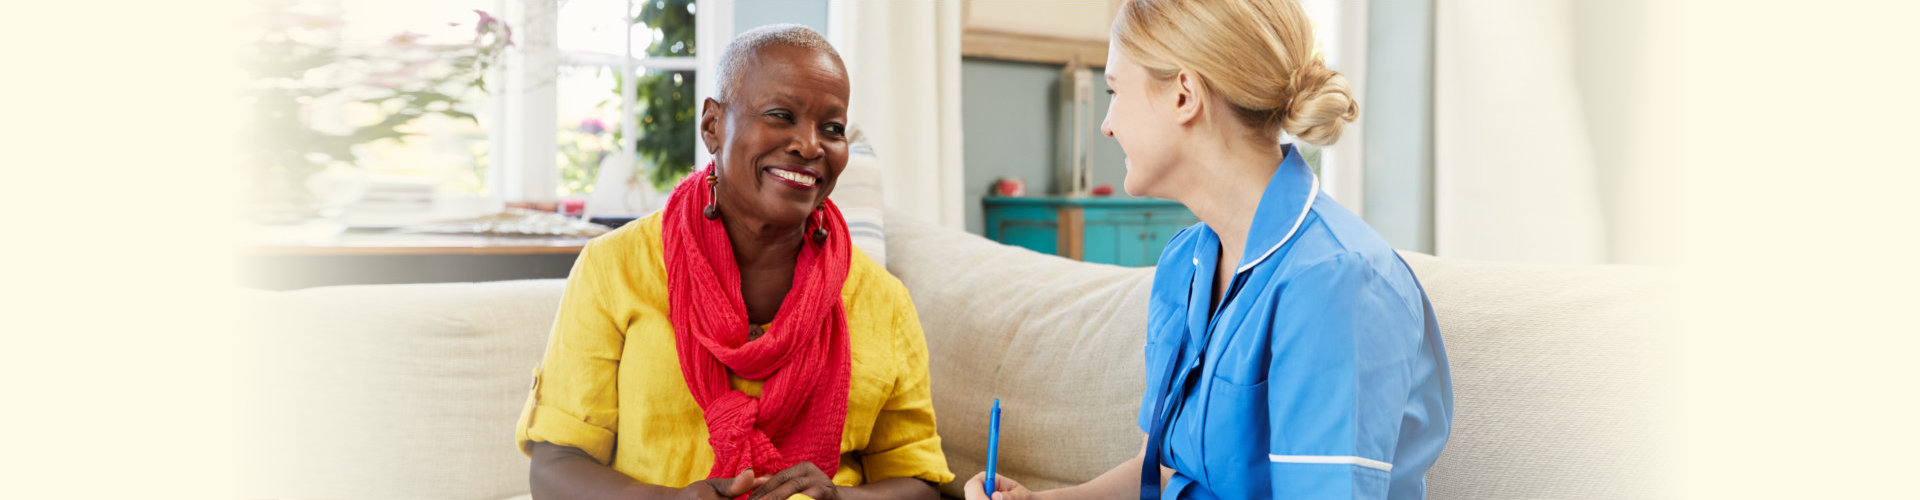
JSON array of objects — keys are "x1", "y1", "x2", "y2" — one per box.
[
  {"x1": 699, "y1": 97, "x2": 723, "y2": 154},
  {"x1": 1171, "y1": 70, "x2": 1204, "y2": 126}
]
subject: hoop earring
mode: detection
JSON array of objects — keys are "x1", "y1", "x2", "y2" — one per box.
[{"x1": 703, "y1": 172, "x2": 720, "y2": 220}]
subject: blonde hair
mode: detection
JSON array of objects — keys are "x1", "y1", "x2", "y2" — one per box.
[{"x1": 1112, "y1": 0, "x2": 1358, "y2": 146}]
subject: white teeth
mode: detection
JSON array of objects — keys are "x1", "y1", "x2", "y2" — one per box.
[{"x1": 771, "y1": 169, "x2": 817, "y2": 187}]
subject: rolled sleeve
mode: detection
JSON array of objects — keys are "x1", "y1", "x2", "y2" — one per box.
[
  {"x1": 1269, "y1": 461, "x2": 1392, "y2": 499},
  {"x1": 1266, "y1": 254, "x2": 1418, "y2": 499},
  {"x1": 514, "y1": 240, "x2": 626, "y2": 465},
  {"x1": 858, "y1": 292, "x2": 954, "y2": 485}
]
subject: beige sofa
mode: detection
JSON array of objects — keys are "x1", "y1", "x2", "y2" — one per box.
[{"x1": 240, "y1": 211, "x2": 1672, "y2": 499}]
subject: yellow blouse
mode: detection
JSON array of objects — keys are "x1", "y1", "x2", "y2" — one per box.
[{"x1": 514, "y1": 212, "x2": 952, "y2": 489}]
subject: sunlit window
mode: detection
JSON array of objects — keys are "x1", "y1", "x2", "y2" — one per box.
[
  {"x1": 556, "y1": 0, "x2": 698, "y2": 199},
  {"x1": 242, "y1": 0, "x2": 505, "y2": 222},
  {"x1": 243, "y1": 0, "x2": 707, "y2": 223}
]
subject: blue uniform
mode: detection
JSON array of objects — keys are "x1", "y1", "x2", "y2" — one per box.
[{"x1": 1138, "y1": 145, "x2": 1453, "y2": 499}]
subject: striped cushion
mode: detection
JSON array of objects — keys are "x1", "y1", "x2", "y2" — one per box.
[{"x1": 831, "y1": 123, "x2": 887, "y2": 267}]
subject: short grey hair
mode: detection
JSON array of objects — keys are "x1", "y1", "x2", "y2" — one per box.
[{"x1": 714, "y1": 24, "x2": 844, "y2": 102}]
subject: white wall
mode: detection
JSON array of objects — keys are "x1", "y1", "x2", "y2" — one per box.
[{"x1": 1571, "y1": 0, "x2": 1673, "y2": 265}]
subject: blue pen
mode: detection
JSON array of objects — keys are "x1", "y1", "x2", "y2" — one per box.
[{"x1": 985, "y1": 398, "x2": 1002, "y2": 497}]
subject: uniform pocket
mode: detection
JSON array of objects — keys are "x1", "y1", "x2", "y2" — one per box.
[{"x1": 1198, "y1": 375, "x2": 1270, "y2": 496}]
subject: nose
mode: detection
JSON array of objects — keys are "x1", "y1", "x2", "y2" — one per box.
[
  {"x1": 1100, "y1": 113, "x2": 1114, "y2": 138},
  {"x1": 788, "y1": 127, "x2": 824, "y2": 161}
]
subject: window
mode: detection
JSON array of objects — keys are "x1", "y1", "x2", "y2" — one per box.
[
  {"x1": 242, "y1": 0, "x2": 833, "y2": 222},
  {"x1": 1297, "y1": 0, "x2": 1368, "y2": 211},
  {"x1": 498, "y1": 0, "x2": 836, "y2": 213},
  {"x1": 483, "y1": 0, "x2": 709, "y2": 214},
  {"x1": 244, "y1": 0, "x2": 723, "y2": 221},
  {"x1": 242, "y1": 0, "x2": 509, "y2": 222},
  {"x1": 551, "y1": 0, "x2": 699, "y2": 201}
]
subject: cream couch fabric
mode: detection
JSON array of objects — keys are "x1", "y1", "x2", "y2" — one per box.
[
  {"x1": 240, "y1": 211, "x2": 1671, "y2": 499},
  {"x1": 240, "y1": 280, "x2": 563, "y2": 500},
  {"x1": 885, "y1": 213, "x2": 1674, "y2": 499}
]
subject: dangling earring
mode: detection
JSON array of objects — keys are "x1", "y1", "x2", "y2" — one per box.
[
  {"x1": 702, "y1": 171, "x2": 720, "y2": 220},
  {"x1": 810, "y1": 207, "x2": 828, "y2": 243}
]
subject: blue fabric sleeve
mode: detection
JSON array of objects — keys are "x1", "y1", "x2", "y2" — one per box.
[{"x1": 1264, "y1": 253, "x2": 1421, "y2": 499}]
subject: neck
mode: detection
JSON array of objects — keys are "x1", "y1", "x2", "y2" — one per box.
[
  {"x1": 1165, "y1": 140, "x2": 1285, "y2": 267},
  {"x1": 720, "y1": 216, "x2": 804, "y2": 272}
]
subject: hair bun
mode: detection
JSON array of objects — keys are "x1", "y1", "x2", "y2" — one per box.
[{"x1": 1279, "y1": 63, "x2": 1359, "y2": 146}]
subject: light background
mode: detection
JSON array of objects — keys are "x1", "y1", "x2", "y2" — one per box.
[{"x1": 4, "y1": 0, "x2": 1918, "y2": 497}]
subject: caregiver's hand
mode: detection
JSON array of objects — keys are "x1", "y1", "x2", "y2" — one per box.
[
  {"x1": 748, "y1": 462, "x2": 837, "y2": 500},
  {"x1": 964, "y1": 471, "x2": 1035, "y2": 500}
]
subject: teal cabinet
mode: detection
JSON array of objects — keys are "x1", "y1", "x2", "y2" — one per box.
[{"x1": 983, "y1": 196, "x2": 1198, "y2": 267}]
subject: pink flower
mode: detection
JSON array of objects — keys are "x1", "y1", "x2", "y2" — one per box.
[
  {"x1": 578, "y1": 118, "x2": 608, "y2": 135},
  {"x1": 472, "y1": 10, "x2": 514, "y2": 48}
]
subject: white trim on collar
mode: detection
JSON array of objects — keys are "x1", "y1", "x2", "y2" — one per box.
[
  {"x1": 1236, "y1": 173, "x2": 1320, "y2": 274},
  {"x1": 1268, "y1": 454, "x2": 1393, "y2": 472}
]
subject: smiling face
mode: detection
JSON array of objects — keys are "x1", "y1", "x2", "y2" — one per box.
[
  {"x1": 700, "y1": 44, "x2": 851, "y2": 231},
  {"x1": 1101, "y1": 40, "x2": 1185, "y2": 199}
]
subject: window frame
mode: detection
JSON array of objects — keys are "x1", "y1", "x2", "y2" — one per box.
[
  {"x1": 1300, "y1": 0, "x2": 1369, "y2": 214},
  {"x1": 490, "y1": 0, "x2": 729, "y2": 204}
]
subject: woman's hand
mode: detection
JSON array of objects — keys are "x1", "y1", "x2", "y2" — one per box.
[
  {"x1": 963, "y1": 471, "x2": 1035, "y2": 500},
  {"x1": 748, "y1": 462, "x2": 837, "y2": 500},
  {"x1": 682, "y1": 468, "x2": 767, "y2": 500}
]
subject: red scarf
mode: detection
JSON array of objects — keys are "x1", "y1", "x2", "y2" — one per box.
[{"x1": 662, "y1": 163, "x2": 852, "y2": 480}]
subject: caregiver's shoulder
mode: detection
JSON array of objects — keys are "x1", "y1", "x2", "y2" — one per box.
[{"x1": 1287, "y1": 199, "x2": 1425, "y2": 313}]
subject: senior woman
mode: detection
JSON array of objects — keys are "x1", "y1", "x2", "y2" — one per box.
[{"x1": 515, "y1": 25, "x2": 950, "y2": 500}]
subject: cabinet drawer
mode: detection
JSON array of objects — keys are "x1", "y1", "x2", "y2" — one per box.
[
  {"x1": 982, "y1": 196, "x2": 1197, "y2": 267},
  {"x1": 1083, "y1": 207, "x2": 1196, "y2": 226}
]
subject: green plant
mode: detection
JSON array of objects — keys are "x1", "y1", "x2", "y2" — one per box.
[
  {"x1": 552, "y1": 1, "x2": 696, "y2": 196},
  {"x1": 627, "y1": 0, "x2": 698, "y2": 191}
]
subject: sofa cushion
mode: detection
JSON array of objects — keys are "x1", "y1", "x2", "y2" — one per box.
[
  {"x1": 237, "y1": 210, "x2": 1672, "y2": 499},
  {"x1": 884, "y1": 210, "x2": 1673, "y2": 499},
  {"x1": 883, "y1": 210, "x2": 1157, "y2": 497},
  {"x1": 239, "y1": 280, "x2": 564, "y2": 500},
  {"x1": 1399, "y1": 252, "x2": 1673, "y2": 498},
  {"x1": 830, "y1": 122, "x2": 887, "y2": 267}
]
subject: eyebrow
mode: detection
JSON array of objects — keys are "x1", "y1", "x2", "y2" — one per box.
[
  {"x1": 1105, "y1": 73, "x2": 1116, "y2": 84},
  {"x1": 774, "y1": 92, "x2": 847, "y2": 117}
]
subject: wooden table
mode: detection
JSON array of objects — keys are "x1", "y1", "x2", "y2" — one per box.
[
  {"x1": 241, "y1": 231, "x2": 593, "y2": 290},
  {"x1": 246, "y1": 232, "x2": 590, "y2": 256}
]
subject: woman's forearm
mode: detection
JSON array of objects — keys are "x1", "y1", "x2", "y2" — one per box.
[
  {"x1": 1039, "y1": 438, "x2": 1169, "y2": 500},
  {"x1": 1036, "y1": 454, "x2": 1150, "y2": 500},
  {"x1": 838, "y1": 477, "x2": 939, "y2": 500},
  {"x1": 530, "y1": 442, "x2": 683, "y2": 500}
]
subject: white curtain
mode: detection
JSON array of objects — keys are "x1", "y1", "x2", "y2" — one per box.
[
  {"x1": 1433, "y1": 0, "x2": 1606, "y2": 264},
  {"x1": 836, "y1": 0, "x2": 967, "y2": 229}
]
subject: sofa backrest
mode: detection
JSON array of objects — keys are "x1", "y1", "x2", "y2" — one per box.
[
  {"x1": 1398, "y1": 251, "x2": 1674, "y2": 498},
  {"x1": 240, "y1": 280, "x2": 563, "y2": 500},
  {"x1": 238, "y1": 212, "x2": 1671, "y2": 500},
  {"x1": 883, "y1": 210, "x2": 1157, "y2": 497},
  {"x1": 884, "y1": 211, "x2": 1674, "y2": 499}
]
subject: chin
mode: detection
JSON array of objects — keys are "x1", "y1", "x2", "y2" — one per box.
[
  {"x1": 1122, "y1": 170, "x2": 1153, "y2": 198},
  {"x1": 765, "y1": 204, "x2": 811, "y2": 226}
]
